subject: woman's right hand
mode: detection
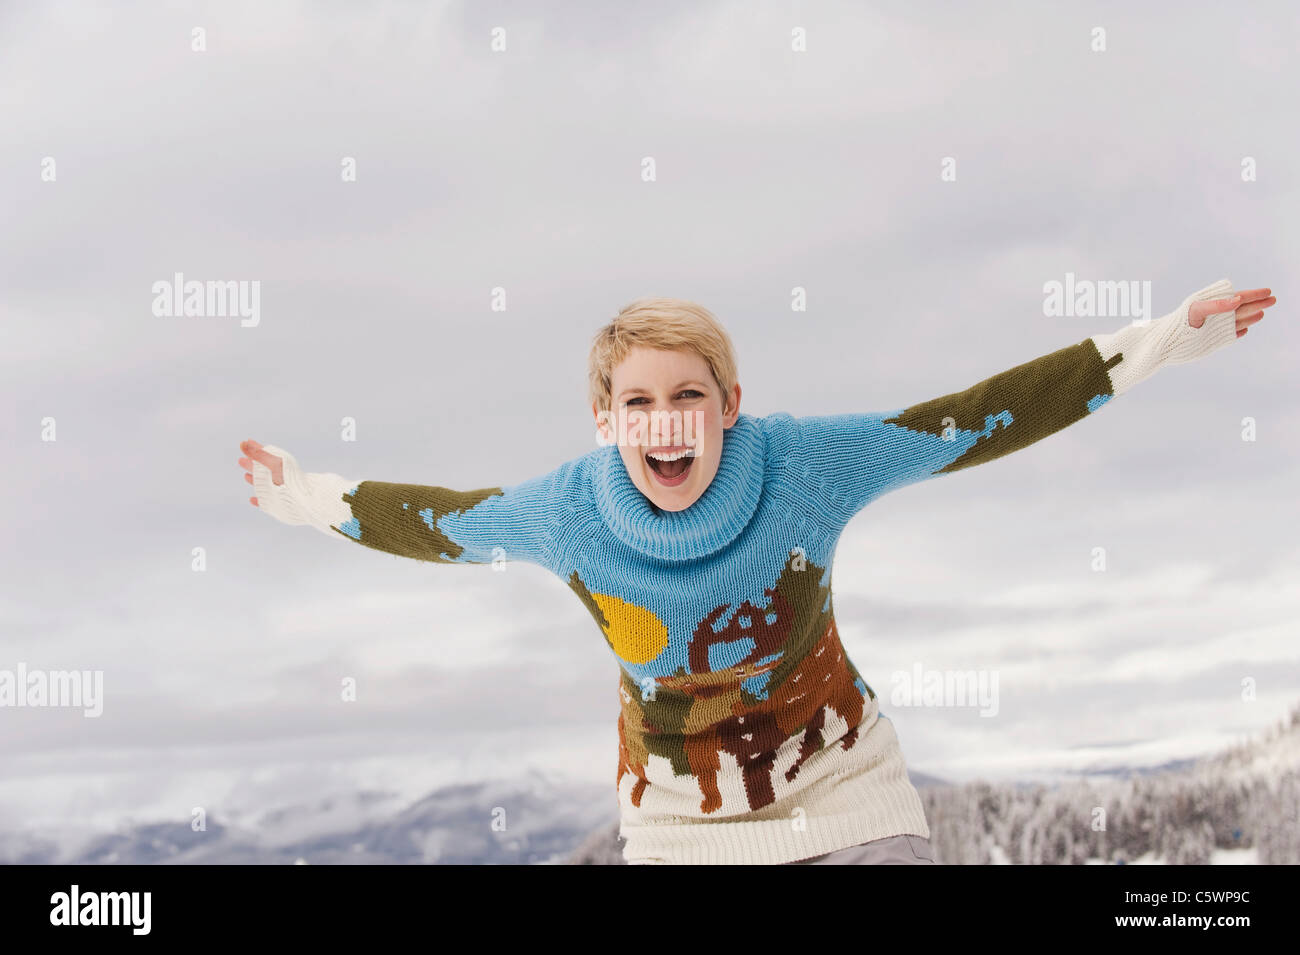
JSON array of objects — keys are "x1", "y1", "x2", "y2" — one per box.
[
  {"x1": 239, "y1": 440, "x2": 359, "y2": 535},
  {"x1": 239, "y1": 439, "x2": 284, "y2": 508}
]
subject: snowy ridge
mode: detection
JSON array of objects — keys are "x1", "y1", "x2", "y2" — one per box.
[
  {"x1": 917, "y1": 702, "x2": 1300, "y2": 865},
  {"x1": 3, "y1": 708, "x2": 1293, "y2": 865},
  {"x1": 0, "y1": 768, "x2": 616, "y2": 866}
]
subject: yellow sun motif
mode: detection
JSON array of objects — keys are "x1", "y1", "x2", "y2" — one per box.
[{"x1": 591, "y1": 593, "x2": 669, "y2": 664}]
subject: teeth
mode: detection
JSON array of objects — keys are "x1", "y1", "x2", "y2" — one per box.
[{"x1": 647, "y1": 449, "x2": 695, "y2": 462}]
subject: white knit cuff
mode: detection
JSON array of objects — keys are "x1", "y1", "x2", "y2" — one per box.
[
  {"x1": 251, "y1": 444, "x2": 360, "y2": 539},
  {"x1": 1089, "y1": 278, "x2": 1239, "y2": 397}
]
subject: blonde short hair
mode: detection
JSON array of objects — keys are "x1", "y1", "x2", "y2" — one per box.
[{"x1": 587, "y1": 297, "x2": 739, "y2": 413}]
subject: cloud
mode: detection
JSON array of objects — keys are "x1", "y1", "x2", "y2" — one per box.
[{"x1": 1, "y1": 0, "x2": 1295, "y2": 840}]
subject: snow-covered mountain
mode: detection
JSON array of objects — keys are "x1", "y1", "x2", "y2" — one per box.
[
  {"x1": 4, "y1": 706, "x2": 1294, "y2": 865},
  {"x1": 0, "y1": 769, "x2": 617, "y2": 865},
  {"x1": 917, "y1": 702, "x2": 1300, "y2": 865}
]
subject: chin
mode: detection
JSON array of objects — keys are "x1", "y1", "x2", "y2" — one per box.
[{"x1": 648, "y1": 493, "x2": 699, "y2": 512}]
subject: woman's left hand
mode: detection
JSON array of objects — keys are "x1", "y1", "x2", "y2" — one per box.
[{"x1": 1189, "y1": 287, "x2": 1276, "y2": 338}]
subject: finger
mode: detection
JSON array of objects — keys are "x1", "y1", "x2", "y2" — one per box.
[
  {"x1": 245, "y1": 472, "x2": 252, "y2": 485},
  {"x1": 247, "y1": 447, "x2": 284, "y2": 485},
  {"x1": 1188, "y1": 295, "x2": 1241, "y2": 328},
  {"x1": 238, "y1": 455, "x2": 252, "y2": 471},
  {"x1": 1237, "y1": 327, "x2": 1248, "y2": 338},
  {"x1": 1230, "y1": 287, "x2": 1272, "y2": 304},
  {"x1": 1242, "y1": 295, "x2": 1276, "y2": 313},
  {"x1": 250, "y1": 496, "x2": 259, "y2": 506},
  {"x1": 1233, "y1": 298, "x2": 1274, "y2": 333}
]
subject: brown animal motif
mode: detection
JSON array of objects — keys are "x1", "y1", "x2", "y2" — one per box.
[{"x1": 596, "y1": 553, "x2": 877, "y2": 815}]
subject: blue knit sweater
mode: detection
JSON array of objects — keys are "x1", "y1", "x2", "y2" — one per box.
[{"x1": 252, "y1": 279, "x2": 1240, "y2": 864}]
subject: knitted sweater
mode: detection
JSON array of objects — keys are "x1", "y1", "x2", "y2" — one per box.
[{"x1": 250, "y1": 279, "x2": 1239, "y2": 864}]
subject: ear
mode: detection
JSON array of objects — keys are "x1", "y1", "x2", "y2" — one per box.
[
  {"x1": 722, "y1": 383, "x2": 742, "y2": 427},
  {"x1": 593, "y1": 401, "x2": 613, "y2": 445}
]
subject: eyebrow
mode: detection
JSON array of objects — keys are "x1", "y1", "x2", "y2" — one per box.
[{"x1": 617, "y1": 380, "x2": 710, "y2": 400}]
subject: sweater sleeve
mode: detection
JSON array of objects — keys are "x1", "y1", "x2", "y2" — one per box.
[
  {"x1": 790, "y1": 278, "x2": 1239, "y2": 521},
  {"x1": 249, "y1": 444, "x2": 573, "y2": 568}
]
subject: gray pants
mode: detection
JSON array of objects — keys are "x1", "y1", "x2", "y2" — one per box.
[{"x1": 784, "y1": 834, "x2": 937, "y2": 865}]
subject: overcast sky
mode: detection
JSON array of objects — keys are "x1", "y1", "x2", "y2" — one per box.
[{"x1": 2, "y1": 0, "x2": 1297, "y2": 843}]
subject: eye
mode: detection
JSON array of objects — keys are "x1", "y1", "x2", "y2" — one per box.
[{"x1": 623, "y1": 390, "x2": 702, "y2": 406}]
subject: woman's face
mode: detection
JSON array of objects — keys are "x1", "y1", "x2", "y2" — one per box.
[{"x1": 594, "y1": 345, "x2": 741, "y2": 512}]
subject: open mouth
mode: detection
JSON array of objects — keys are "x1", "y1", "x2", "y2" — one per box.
[{"x1": 645, "y1": 447, "x2": 696, "y2": 487}]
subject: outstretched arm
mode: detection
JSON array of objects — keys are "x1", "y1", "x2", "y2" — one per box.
[
  {"x1": 790, "y1": 279, "x2": 1275, "y2": 522},
  {"x1": 239, "y1": 440, "x2": 575, "y2": 568}
]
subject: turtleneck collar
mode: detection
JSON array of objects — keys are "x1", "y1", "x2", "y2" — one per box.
[{"x1": 592, "y1": 412, "x2": 767, "y2": 563}]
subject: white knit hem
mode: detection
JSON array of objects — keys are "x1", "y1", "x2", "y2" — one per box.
[{"x1": 618, "y1": 713, "x2": 931, "y2": 865}]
